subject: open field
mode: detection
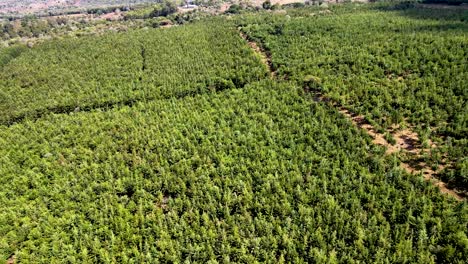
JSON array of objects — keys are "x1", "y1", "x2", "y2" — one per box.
[{"x1": 0, "y1": 3, "x2": 467, "y2": 263}]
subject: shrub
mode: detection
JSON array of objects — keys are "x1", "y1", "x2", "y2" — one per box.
[
  {"x1": 262, "y1": 0, "x2": 272, "y2": 10},
  {"x1": 150, "y1": 0, "x2": 178, "y2": 17},
  {"x1": 225, "y1": 4, "x2": 243, "y2": 14}
]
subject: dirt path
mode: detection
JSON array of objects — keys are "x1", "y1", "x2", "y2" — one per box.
[
  {"x1": 240, "y1": 32, "x2": 464, "y2": 201},
  {"x1": 317, "y1": 93, "x2": 465, "y2": 201},
  {"x1": 239, "y1": 30, "x2": 275, "y2": 78}
]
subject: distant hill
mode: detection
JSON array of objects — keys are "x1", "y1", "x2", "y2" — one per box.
[{"x1": 0, "y1": 0, "x2": 162, "y2": 17}]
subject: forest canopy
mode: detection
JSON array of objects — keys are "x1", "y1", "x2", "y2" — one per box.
[{"x1": 0, "y1": 2, "x2": 467, "y2": 263}]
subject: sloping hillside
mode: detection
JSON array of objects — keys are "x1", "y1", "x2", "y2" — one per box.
[
  {"x1": 0, "y1": 3, "x2": 467, "y2": 263},
  {"x1": 0, "y1": 0, "x2": 161, "y2": 16}
]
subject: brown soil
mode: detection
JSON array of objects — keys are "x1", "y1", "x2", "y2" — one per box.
[
  {"x1": 401, "y1": 162, "x2": 463, "y2": 200},
  {"x1": 98, "y1": 11, "x2": 122, "y2": 21},
  {"x1": 219, "y1": 3, "x2": 231, "y2": 13},
  {"x1": 7, "y1": 255, "x2": 15, "y2": 264},
  {"x1": 239, "y1": 30, "x2": 274, "y2": 77},
  {"x1": 313, "y1": 93, "x2": 465, "y2": 201}
]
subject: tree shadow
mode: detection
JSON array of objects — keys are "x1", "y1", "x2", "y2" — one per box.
[
  {"x1": 374, "y1": 2, "x2": 468, "y2": 20},
  {"x1": 0, "y1": 45, "x2": 27, "y2": 68},
  {"x1": 399, "y1": 6, "x2": 467, "y2": 21}
]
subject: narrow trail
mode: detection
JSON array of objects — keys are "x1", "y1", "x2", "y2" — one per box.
[
  {"x1": 237, "y1": 32, "x2": 465, "y2": 201},
  {"x1": 239, "y1": 30, "x2": 275, "y2": 78},
  {"x1": 314, "y1": 92, "x2": 465, "y2": 201}
]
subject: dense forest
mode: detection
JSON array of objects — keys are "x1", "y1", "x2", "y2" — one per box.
[
  {"x1": 0, "y1": 2, "x2": 467, "y2": 263},
  {"x1": 0, "y1": 20, "x2": 267, "y2": 125},
  {"x1": 238, "y1": 4, "x2": 468, "y2": 190}
]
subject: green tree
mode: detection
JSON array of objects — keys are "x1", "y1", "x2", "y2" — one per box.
[{"x1": 150, "y1": 0, "x2": 178, "y2": 17}]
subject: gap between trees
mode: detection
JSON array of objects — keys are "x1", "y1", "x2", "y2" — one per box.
[
  {"x1": 239, "y1": 30, "x2": 465, "y2": 201},
  {"x1": 239, "y1": 30, "x2": 275, "y2": 78},
  {"x1": 309, "y1": 89, "x2": 465, "y2": 201}
]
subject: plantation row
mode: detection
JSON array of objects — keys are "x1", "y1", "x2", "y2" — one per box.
[
  {"x1": 237, "y1": 4, "x2": 468, "y2": 189},
  {"x1": 1, "y1": 80, "x2": 467, "y2": 263},
  {"x1": 0, "y1": 20, "x2": 268, "y2": 125}
]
